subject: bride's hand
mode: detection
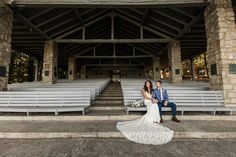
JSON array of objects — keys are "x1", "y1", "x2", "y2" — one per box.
[{"x1": 152, "y1": 99, "x2": 158, "y2": 103}]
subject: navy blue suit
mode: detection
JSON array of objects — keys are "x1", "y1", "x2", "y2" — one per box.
[{"x1": 153, "y1": 88, "x2": 177, "y2": 117}]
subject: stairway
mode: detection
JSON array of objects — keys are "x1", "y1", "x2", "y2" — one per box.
[{"x1": 89, "y1": 82, "x2": 126, "y2": 115}]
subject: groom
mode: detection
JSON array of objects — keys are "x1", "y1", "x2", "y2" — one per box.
[{"x1": 153, "y1": 80, "x2": 180, "y2": 123}]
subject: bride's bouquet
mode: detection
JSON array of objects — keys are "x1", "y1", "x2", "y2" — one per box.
[{"x1": 127, "y1": 99, "x2": 145, "y2": 107}]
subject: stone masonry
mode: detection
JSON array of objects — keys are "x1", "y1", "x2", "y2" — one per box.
[
  {"x1": 205, "y1": 0, "x2": 236, "y2": 106},
  {"x1": 144, "y1": 65, "x2": 153, "y2": 79},
  {"x1": 68, "y1": 57, "x2": 76, "y2": 80},
  {"x1": 152, "y1": 57, "x2": 161, "y2": 81},
  {"x1": 80, "y1": 65, "x2": 86, "y2": 79},
  {"x1": 0, "y1": 4, "x2": 13, "y2": 91},
  {"x1": 167, "y1": 40, "x2": 182, "y2": 84},
  {"x1": 42, "y1": 40, "x2": 58, "y2": 84}
]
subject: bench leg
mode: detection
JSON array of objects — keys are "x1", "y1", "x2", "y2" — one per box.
[
  {"x1": 86, "y1": 107, "x2": 90, "y2": 113},
  {"x1": 181, "y1": 111, "x2": 184, "y2": 116},
  {"x1": 26, "y1": 112, "x2": 30, "y2": 116},
  {"x1": 55, "y1": 112, "x2": 59, "y2": 116},
  {"x1": 213, "y1": 111, "x2": 216, "y2": 116},
  {"x1": 82, "y1": 110, "x2": 85, "y2": 115},
  {"x1": 230, "y1": 111, "x2": 232, "y2": 116}
]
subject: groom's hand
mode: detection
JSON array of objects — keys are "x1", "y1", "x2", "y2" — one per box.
[
  {"x1": 152, "y1": 99, "x2": 158, "y2": 103},
  {"x1": 164, "y1": 101, "x2": 168, "y2": 106}
]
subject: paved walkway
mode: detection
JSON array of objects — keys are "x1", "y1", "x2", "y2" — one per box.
[
  {"x1": 0, "y1": 138, "x2": 235, "y2": 157},
  {"x1": 0, "y1": 120, "x2": 235, "y2": 139},
  {"x1": 0, "y1": 120, "x2": 235, "y2": 133}
]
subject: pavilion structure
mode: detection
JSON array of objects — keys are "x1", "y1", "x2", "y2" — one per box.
[{"x1": 0, "y1": 0, "x2": 236, "y2": 107}]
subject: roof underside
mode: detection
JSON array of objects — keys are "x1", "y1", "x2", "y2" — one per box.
[{"x1": 9, "y1": 1, "x2": 236, "y2": 68}]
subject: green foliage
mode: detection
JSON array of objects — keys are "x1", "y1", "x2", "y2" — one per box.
[
  {"x1": 182, "y1": 53, "x2": 208, "y2": 80},
  {"x1": 8, "y1": 51, "x2": 31, "y2": 83}
]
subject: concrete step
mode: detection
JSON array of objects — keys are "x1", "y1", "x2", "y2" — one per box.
[
  {"x1": 103, "y1": 90, "x2": 121, "y2": 93},
  {"x1": 96, "y1": 97, "x2": 123, "y2": 100},
  {"x1": 0, "y1": 120, "x2": 235, "y2": 133},
  {"x1": 0, "y1": 115, "x2": 236, "y2": 121},
  {"x1": 94, "y1": 100, "x2": 123, "y2": 105},
  {"x1": 100, "y1": 94, "x2": 123, "y2": 97},
  {"x1": 90, "y1": 106, "x2": 125, "y2": 111},
  {"x1": 93, "y1": 104, "x2": 123, "y2": 107},
  {"x1": 102, "y1": 91, "x2": 122, "y2": 94},
  {"x1": 88, "y1": 110, "x2": 126, "y2": 116},
  {"x1": 0, "y1": 120, "x2": 235, "y2": 139}
]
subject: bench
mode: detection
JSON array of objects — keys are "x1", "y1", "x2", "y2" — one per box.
[
  {"x1": 10, "y1": 87, "x2": 97, "y2": 104},
  {"x1": 123, "y1": 90, "x2": 235, "y2": 116},
  {"x1": 0, "y1": 91, "x2": 91, "y2": 116}
]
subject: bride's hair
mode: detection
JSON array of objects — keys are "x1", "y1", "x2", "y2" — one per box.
[{"x1": 143, "y1": 80, "x2": 153, "y2": 93}]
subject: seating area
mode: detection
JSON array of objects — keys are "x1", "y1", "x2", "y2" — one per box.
[
  {"x1": 1, "y1": 78, "x2": 236, "y2": 116},
  {"x1": 0, "y1": 79, "x2": 111, "y2": 115},
  {"x1": 121, "y1": 79, "x2": 236, "y2": 116}
]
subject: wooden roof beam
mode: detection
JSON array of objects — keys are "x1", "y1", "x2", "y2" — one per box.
[
  {"x1": 14, "y1": 10, "x2": 50, "y2": 39},
  {"x1": 55, "y1": 38, "x2": 170, "y2": 44},
  {"x1": 141, "y1": 8, "x2": 149, "y2": 25},
  {"x1": 114, "y1": 11, "x2": 173, "y2": 39},
  {"x1": 55, "y1": 12, "x2": 110, "y2": 39},
  {"x1": 74, "y1": 8, "x2": 84, "y2": 26},
  {"x1": 175, "y1": 9, "x2": 204, "y2": 39}
]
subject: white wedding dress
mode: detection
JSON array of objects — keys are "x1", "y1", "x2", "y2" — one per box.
[{"x1": 116, "y1": 91, "x2": 174, "y2": 145}]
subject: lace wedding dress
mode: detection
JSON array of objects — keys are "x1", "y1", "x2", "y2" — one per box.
[{"x1": 117, "y1": 91, "x2": 174, "y2": 145}]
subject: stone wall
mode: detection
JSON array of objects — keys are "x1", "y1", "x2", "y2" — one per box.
[
  {"x1": 80, "y1": 65, "x2": 86, "y2": 79},
  {"x1": 152, "y1": 57, "x2": 161, "y2": 81},
  {"x1": 144, "y1": 64, "x2": 153, "y2": 79},
  {"x1": 42, "y1": 40, "x2": 58, "y2": 84},
  {"x1": 205, "y1": 0, "x2": 236, "y2": 106},
  {"x1": 0, "y1": 5, "x2": 13, "y2": 91},
  {"x1": 68, "y1": 57, "x2": 76, "y2": 80},
  {"x1": 167, "y1": 40, "x2": 182, "y2": 84}
]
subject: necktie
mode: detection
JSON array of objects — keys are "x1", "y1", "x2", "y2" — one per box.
[{"x1": 160, "y1": 88, "x2": 163, "y2": 101}]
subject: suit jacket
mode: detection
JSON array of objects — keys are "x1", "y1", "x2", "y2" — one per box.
[{"x1": 153, "y1": 88, "x2": 169, "y2": 102}]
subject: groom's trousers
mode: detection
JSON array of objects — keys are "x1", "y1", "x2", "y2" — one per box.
[{"x1": 158, "y1": 101, "x2": 177, "y2": 117}]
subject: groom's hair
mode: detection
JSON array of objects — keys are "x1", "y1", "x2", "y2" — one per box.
[{"x1": 156, "y1": 80, "x2": 162, "y2": 84}]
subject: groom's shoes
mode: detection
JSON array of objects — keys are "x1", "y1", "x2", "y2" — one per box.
[
  {"x1": 160, "y1": 117, "x2": 163, "y2": 123},
  {"x1": 172, "y1": 117, "x2": 180, "y2": 123}
]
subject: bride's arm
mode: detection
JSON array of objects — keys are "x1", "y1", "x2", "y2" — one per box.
[
  {"x1": 142, "y1": 89, "x2": 155, "y2": 101},
  {"x1": 152, "y1": 90, "x2": 159, "y2": 103}
]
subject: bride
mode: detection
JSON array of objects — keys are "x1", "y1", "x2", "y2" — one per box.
[{"x1": 116, "y1": 80, "x2": 174, "y2": 145}]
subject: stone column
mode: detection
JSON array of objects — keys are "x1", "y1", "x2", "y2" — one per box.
[
  {"x1": 0, "y1": 5, "x2": 13, "y2": 91},
  {"x1": 68, "y1": 57, "x2": 76, "y2": 80},
  {"x1": 144, "y1": 65, "x2": 153, "y2": 79},
  {"x1": 152, "y1": 57, "x2": 161, "y2": 81},
  {"x1": 80, "y1": 65, "x2": 86, "y2": 79},
  {"x1": 34, "y1": 58, "x2": 38, "y2": 82},
  {"x1": 205, "y1": 0, "x2": 236, "y2": 106},
  {"x1": 42, "y1": 40, "x2": 58, "y2": 84},
  {"x1": 167, "y1": 40, "x2": 182, "y2": 84}
]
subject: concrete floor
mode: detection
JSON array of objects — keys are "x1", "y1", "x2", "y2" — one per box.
[
  {"x1": 0, "y1": 138, "x2": 235, "y2": 157},
  {"x1": 0, "y1": 120, "x2": 235, "y2": 133}
]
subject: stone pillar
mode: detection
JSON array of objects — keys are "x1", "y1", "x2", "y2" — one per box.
[
  {"x1": 0, "y1": 5, "x2": 13, "y2": 91},
  {"x1": 80, "y1": 65, "x2": 86, "y2": 79},
  {"x1": 144, "y1": 65, "x2": 153, "y2": 79},
  {"x1": 34, "y1": 58, "x2": 38, "y2": 82},
  {"x1": 152, "y1": 57, "x2": 161, "y2": 81},
  {"x1": 42, "y1": 40, "x2": 58, "y2": 84},
  {"x1": 68, "y1": 57, "x2": 76, "y2": 80},
  {"x1": 167, "y1": 40, "x2": 182, "y2": 84},
  {"x1": 190, "y1": 58, "x2": 195, "y2": 81},
  {"x1": 205, "y1": 0, "x2": 236, "y2": 106}
]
